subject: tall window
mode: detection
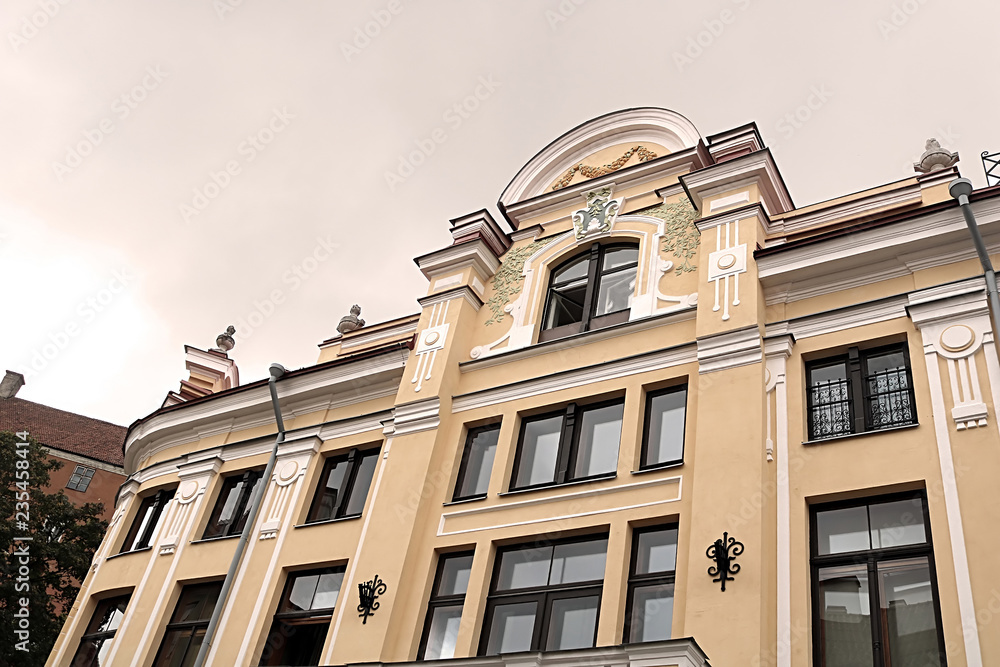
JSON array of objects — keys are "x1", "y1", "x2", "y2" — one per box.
[
  {"x1": 419, "y1": 552, "x2": 474, "y2": 660},
  {"x1": 306, "y1": 447, "x2": 380, "y2": 523},
  {"x1": 624, "y1": 526, "x2": 677, "y2": 642},
  {"x1": 69, "y1": 594, "x2": 130, "y2": 667},
  {"x1": 512, "y1": 400, "x2": 623, "y2": 491},
  {"x1": 640, "y1": 386, "x2": 687, "y2": 468},
  {"x1": 480, "y1": 535, "x2": 607, "y2": 655},
  {"x1": 152, "y1": 582, "x2": 221, "y2": 667},
  {"x1": 540, "y1": 243, "x2": 638, "y2": 342},
  {"x1": 811, "y1": 493, "x2": 946, "y2": 667},
  {"x1": 203, "y1": 469, "x2": 263, "y2": 539},
  {"x1": 258, "y1": 567, "x2": 345, "y2": 666},
  {"x1": 120, "y1": 487, "x2": 175, "y2": 554},
  {"x1": 66, "y1": 465, "x2": 96, "y2": 492},
  {"x1": 807, "y1": 343, "x2": 916, "y2": 441},
  {"x1": 453, "y1": 425, "x2": 500, "y2": 501}
]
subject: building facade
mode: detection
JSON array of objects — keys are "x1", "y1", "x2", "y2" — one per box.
[{"x1": 46, "y1": 108, "x2": 1000, "y2": 667}]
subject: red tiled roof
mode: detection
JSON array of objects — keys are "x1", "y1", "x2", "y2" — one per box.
[{"x1": 0, "y1": 397, "x2": 126, "y2": 467}]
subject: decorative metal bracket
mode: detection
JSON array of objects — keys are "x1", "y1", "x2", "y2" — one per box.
[
  {"x1": 706, "y1": 532, "x2": 744, "y2": 592},
  {"x1": 357, "y1": 574, "x2": 387, "y2": 624},
  {"x1": 983, "y1": 150, "x2": 1000, "y2": 187}
]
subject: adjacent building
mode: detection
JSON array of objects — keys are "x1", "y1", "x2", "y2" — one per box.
[{"x1": 45, "y1": 108, "x2": 1000, "y2": 667}]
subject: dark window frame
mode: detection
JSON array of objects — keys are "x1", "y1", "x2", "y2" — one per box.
[
  {"x1": 202, "y1": 468, "x2": 264, "y2": 539},
  {"x1": 639, "y1": 385, "x2": 688, "y2": 469},
  {"x1": 152, "y1": 581, "x2": 222, "y2": 667},
  {"x1": 120, "y1": 487, "x2": 175, "y2": 554},
  {"x1": 66, "y1": 465, "x2": 96, "y2": 492},
  {"x1": 478, "y1": 534, "x2": 608, "y2": 655},
  {"x1": 809, "y1": 491, "x2": 948, "y2": 667},
  {"x1": 453, "y1": 424, "x2": 501, "y2": 502},
  {"x1": 418, "y1": 551, "x2": 475, "y2": 660},
  {"x1": 806, "y1": 342, "x2": 917, "y2": 441},
  {"x1": 258, "y1": 566, "x2": 345, "y2": 666},
  {"x1": 510, "y1": 399, "x2": 624, "y2": 492},
  {"x1": 623, "y1": 524, "x2": 677, "y2": 643},
  {"x1": 306, "y1": 447, "x2": 380, "y2": 523},
  {"x1": 539, "y1": 242, "x2": 639, "y2": 343},
  {"x1": 69, "y1": 593, "x2": 131, "y2": 667}
]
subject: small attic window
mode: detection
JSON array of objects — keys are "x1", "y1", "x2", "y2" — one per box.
[{"x1": 539, "y1": 242, "x2": 638, "y2": 342}]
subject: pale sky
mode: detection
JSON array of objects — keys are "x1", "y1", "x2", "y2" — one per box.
[{"x1": 2, "y1": 0, "x2": 997, "y2": 426}]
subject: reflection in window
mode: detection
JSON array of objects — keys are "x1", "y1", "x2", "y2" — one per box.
[
  {"x1": 420, "y1": 553, "x2": 474, "y2": 660},
  {"x1": 306, "y1": 447, "x2": 380, "y2": 523},
  {"x1": 258, "y1": 567, "x2": 345, "y2": 666}
]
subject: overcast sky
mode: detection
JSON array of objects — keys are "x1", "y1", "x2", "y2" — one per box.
[{"x1": 1, "y1": 0, "x2": 997, "y2": 426}]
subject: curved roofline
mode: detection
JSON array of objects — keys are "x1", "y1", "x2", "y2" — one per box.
[{"x1": 499, "y1": 107, "x2": 702, "y2": 206}]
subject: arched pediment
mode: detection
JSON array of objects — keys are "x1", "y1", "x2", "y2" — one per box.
[{"x1": 500, "y1": 108, "x2": 702, "y2": 206}]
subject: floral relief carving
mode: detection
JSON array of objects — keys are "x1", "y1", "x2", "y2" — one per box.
[
  {"x1": 550, "y1": 145, "x2": 658, "y2": 191},
  {"x1": 484, "y1": 239, "x2": 549, "y2": 325},
  {"x1": 637, "y1": 201, "x2": 700, "y2": 275}
]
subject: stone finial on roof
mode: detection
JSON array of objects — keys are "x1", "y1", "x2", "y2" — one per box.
[
  {"x1": 0, "y1": 370, "x2": 25, "y2": 399},
  {"x1": 337, "y1": 305, "x2": 366, "y2": 334},
  {"x1": 914, "y1": 138, "x2": 960, "y2": 173},
  {"x1": 211, "y1": 325, "x2": 236, "y2": 354}
]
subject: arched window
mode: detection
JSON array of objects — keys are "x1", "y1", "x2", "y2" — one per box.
[{"x1": 540, "y1": 242, "x2": 639, "y2": 342}]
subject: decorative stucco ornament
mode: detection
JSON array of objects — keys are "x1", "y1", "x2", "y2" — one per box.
[
  {"x1": 914, "y1": 138, "x2": 959, "y2": 173},
  {"x1": 636, "y1": 201, "x2": 700, "y2": 275},
  {"x1": 572, "y1": 187, "x2": 623, "y2": 240},
  {"x1": 337, "y1": 304, "x2": 366, "y2": 334},
  {"x1": 211, "y1": 325, "x2": 236, "y2": 353},
  {"x1": 550, "y1": 145, "x2": 657, "y2": 191},
  {"x1": 485, "y1": 239, "x2": 549, "y2": 325}
]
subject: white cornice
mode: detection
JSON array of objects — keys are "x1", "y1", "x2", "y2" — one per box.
[
  {"x1": 453, "y1": 344, "x2": 697, "y2": 413},
  {"x1": 765, "y1": 296, "x2": 908, "y2": 341},
  {"x1": 773, "y1": 182, "x2": 921, "y2": 235},
  {"x1": 418, "y1": 285, "x2": 483, "y2": 311},
  {"x1": 416, "y1": 238, "x2": 502, "y2": 281},
  {"x1": 696, "y1": 326, "x2": 762, "y2": 374},
  {"x1": 681, "y1": 150, "x2": 793, "y2": 214},
  {"x1": 330, "y1": 318, "x2": 418, "y2": 352},
  {"x1": 124, "y1": 349, "x2": 407, "y2": 474},
  {"x1": 907, "y1": 277, "x2": 990, "y2": 327},
  {"x1": 391, "y1": 397, "x2": 441, "y2": 436}
]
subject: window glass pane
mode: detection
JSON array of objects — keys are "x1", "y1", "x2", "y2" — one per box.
[
  {"x1": 312, "y1": 458, "x2": 349, "y2": 521},
  {"x1": 869, "y1": 498, "x2": 926, "y2": 549},
  {"x1": 866, "y1": 350, "x2": 914, "y2": 430},
  {"x1": 550, "y1": 538, "x2": 607, "y2": 584},
  {"x1": 629, "y1": 583, "x2": 674, "y2": 642},
  {"x1": 259, "y1": 620, "x2": 327, "y2": 666},
  {"x1": 172, "y1": 584, "x2": 219, "y2": 623},
  {"x1": 286, "y1": 574, "x2": 320, "y2": 612},
  {"x1": 125, "y1": 499, "x2": 155, "y2": 551},
  {"x1": 423, "y1": 605, "x2": 464, "y2": 660},
  {"x1": 456, "y1": 427, "x2": 499, "y2": 498},
  {"x1": 635, "y1": 528, "x2": 678, "y2": 575},
  {"x1": 232, "y1": 475, "x2": 262, "y2": 534},
  {"x1": 878, "y1": 557, "x2": 942, "y2": 667},
  {"x1": 153, "y1": 628, "x2": 195, "y2": 667},
  {"x1": 809, "y1": 361, "x2": 852, "y2": 438},
  {"x1": 816, "y1": 506, "x2": 870, "y2": 555},
  {"x1": 644, "y1": 389, "x2": 686, "y2": 466},
  {"x1": 602, "y1": 246, "x2": 639, "y2": 271},
  {"x1": 515, "y1": 416, "x2": 562, "y2": 487},
  {"x1": 544, "y1": 282, "x2": 587, "y2": 329},
  {"x1": 313, "y1": 571, "x2": 345, "y2": 610},
  {"x1": 203, "y1": 477, "x2": 243, "y2": 538},
  {"x1": 572, "y1": 403, "x2": 623, "y2": 478},
  {"x1": 497, "y1": 546, "x2": 552, "y2": 590},
  {"x1": 594, "y1": 267, "x2": 636, "y2": 316},
  {"x1": 436, "y1": 555, "x2": 474, "y2": 597},
  {"x1": 344, "y1": 452, "x2": 378, "y2": 517},
  {"x1": 553, "y1": 256, "x2": 589, "y2": 283},
  {"x1": 545, "y1": 596, "x2": 599, "y2": 650},
  {"x1": 70, "y1": 637, "x2": 108, "y2": 667},
  {"x1": 817, "y1": 565, "x2": 874, "y2": 667},
  {"x1": 486, "y1": 602, "x2": 537, "y2": 655},
  {"x1": 93, "y1": 597, "x2": 129, "y2": 634}
]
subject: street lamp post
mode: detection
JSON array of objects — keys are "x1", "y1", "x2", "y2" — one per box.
[{"x1": 949, "y1": 178, "x2": 1000, "y2": 340}]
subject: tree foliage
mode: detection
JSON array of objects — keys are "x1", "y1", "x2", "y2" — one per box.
[{"x1": 1, "y1": 431, "x2": 108, "y2": 667}]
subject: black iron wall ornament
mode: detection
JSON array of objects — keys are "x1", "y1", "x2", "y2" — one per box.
[
  {"x1": 357, "y1": 574, "x2": 387, "y2": 624},
  {"x1": 706, "y1": 532, "x2": 744, "y2": 592}
]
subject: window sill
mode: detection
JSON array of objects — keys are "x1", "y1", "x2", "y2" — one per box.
[
  {"x1": 106, "y1": 546, "x2": 153, "y2": 561},
  {"x1": 190, "y1": 534, "x2": 241, "y2": 545},
  {"x1": 631, "y1": 460, "x2": 684, "y2": 475},
  {"x1": 500, "y1": 472, "x2": 617, "y2": 497},
  {"x1": 294, "y1": 515, "x2": 362, "y2": 529},
  {"x1": 802, "y1": 422, "x2": 918, "y2": 446},
  {"x1": 444, "y1": 495, "x2": 487, "y2": 507}
]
